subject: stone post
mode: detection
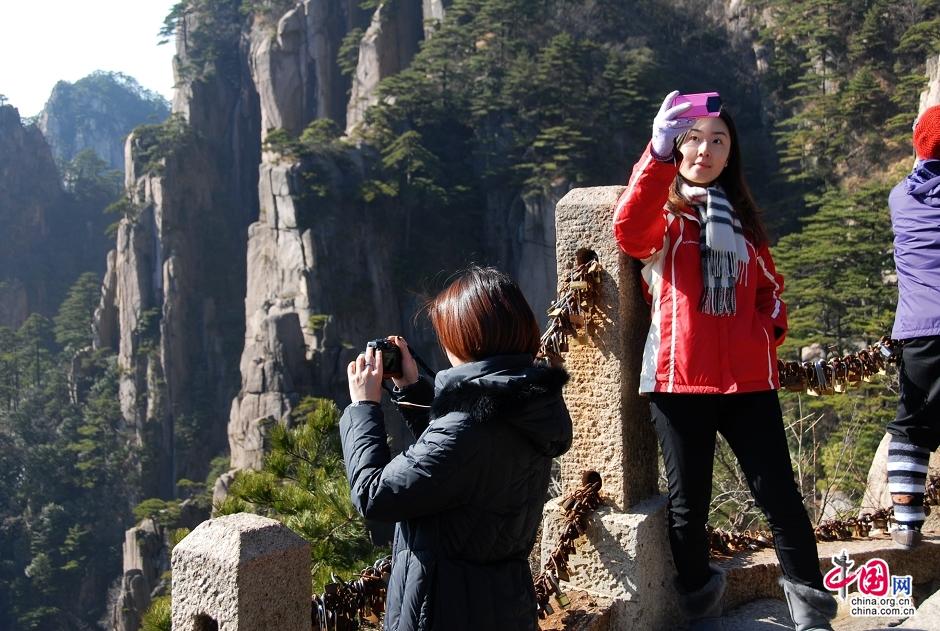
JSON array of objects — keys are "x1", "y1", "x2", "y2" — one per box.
[
  {"x1": 552, "y1": 186, "x2": 658, "y2": 510},
  {"x1": 171, "y1": 513, "x2": 310, "y2": 631},
  {"x1": 542, "y1": 186, "x2": 679, "y2": 630}
]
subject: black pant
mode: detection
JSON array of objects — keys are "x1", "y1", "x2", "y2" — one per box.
[
  {"x1": 650, "y1": 390, "x2": 824, "y2": 592},
  {"x1": 888, "y1": 336, "x2": 940, "y2": 451}
]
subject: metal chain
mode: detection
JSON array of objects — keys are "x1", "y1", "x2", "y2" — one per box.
[
  {"x1": 534, "y1": 471, "x2": 604, "y2": 618},
  {"x1": 708, "y1": 475, "x2": 940, "y2": 558},
  {"x1": 537, "y1": 258, "x2": 602, "y2": 363},
  {"x1": 310, "y1": 556, "x2": 391, "y2": 630},
  {"x1": 777, "y1": 336, "x2": 904, "y2": 395},
  {"x1": 706, "y1": 525, "x2": 774, "y2": 557}
]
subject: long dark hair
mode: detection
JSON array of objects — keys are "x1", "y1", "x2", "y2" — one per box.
[{"x1": 667, "y1": 109, "x2": 769, "y2": 247}]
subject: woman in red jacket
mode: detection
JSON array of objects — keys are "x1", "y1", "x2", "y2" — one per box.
[{"x1": 612, "y1": 92, "x2": 835, "y2": 631}]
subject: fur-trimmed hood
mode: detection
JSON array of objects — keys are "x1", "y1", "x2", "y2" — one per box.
[{"x1": 430, "y1": 354, "x2": 572, "y2": 457}]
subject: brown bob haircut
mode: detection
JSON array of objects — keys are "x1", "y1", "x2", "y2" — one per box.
[{"x1": 428, "y1": 266, "x2": 541, "y2": 362}]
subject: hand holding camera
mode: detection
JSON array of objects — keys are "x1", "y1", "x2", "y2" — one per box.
[
  {"x1": 347, "y1": 344, "x2": 383, "y2": 404},
  {"x1": 349, "y1": 336, "x2": 421, "y2": 403},
  {"x1": 385, "y1": 336, "x2": 419, "y2": 389},
  {"x1": 367, "y1": 336, "x2": 420, "y2": 387}
]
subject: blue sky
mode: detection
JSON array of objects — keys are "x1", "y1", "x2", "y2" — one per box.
[{"x1": 1, "y1": 0, "x2": 177, "y2": 117}]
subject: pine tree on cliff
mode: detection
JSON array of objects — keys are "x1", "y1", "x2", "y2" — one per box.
[
  {"x1": 217, "y1": 397, "x2": 378, "y2": 589},
  {"x1": 53, "y1": 271, "x2": 100, "y2": 354}
]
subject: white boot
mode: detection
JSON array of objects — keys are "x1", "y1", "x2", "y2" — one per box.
[{"x1": 780, "y1": 578, "x2": 837, "y2": 631}]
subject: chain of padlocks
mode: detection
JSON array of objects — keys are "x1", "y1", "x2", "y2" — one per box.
[
  {"x1": 707, "y1": 474, "x2": 940, "y2": 557},
  {"x1": 777, "y1": 336, "x2": 903, "y2": 395},
  {"x1": 537, "y1": 257, "x2": 906, "y2": 398},
  {"x1": 310, "y1": 556, "x2": 391, "y2": 630},
  {"x1": 538, "y1": 258, "x2": 602, "y2": 361},
  {"x1": 534, "y1": 471, "x2": 604, "y2": 618}
]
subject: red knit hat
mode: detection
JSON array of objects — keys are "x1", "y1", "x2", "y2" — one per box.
[{"x1": 914, "y1": 104, "x2": 940, "y2": 160}]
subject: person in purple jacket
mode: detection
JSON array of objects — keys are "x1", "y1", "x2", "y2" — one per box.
[{"x1": 886, "y1": 103, "x2": 940, "y2": 548}]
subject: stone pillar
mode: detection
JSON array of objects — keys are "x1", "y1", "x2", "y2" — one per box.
[
  {"x1": 552, "y1": 186, "x2": 658, "y2": 510},
  {"x1": 171, "y1": 513, "x2": 310, "y2": 631},
  {"x1": 542, "y1": 186, "x2": 679, "y2": 630}
]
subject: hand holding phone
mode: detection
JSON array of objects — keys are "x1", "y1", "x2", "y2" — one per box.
[
  {"x1": 651, "y1": 90, "x2": 696, "y2": 159},
  {"x1": 670, "y1": 92, "x2": 722, "y2": 119}
]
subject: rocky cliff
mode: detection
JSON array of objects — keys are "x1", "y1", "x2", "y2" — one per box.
[
  {"x1": 1, "y1": 74, "x2": 154, "y2": 331},
  {"x1": 225, "y1": 0, "x2": 434, "y2": 482},
  {"x1": 0, "y1": 106, "x2": 67, "y2": 327},
  {"x1": 38, "y1": 71, "x2": 170, "y2": 171},
  {"x1": 94, "y1": 5, "x2": 261, "y2": 500},
  {"x1": 345, "y1": 0, "x2": 423, "y2": 134},
  {"x1": 99, "y1": 2, "x2": 263, "y2": 625}
]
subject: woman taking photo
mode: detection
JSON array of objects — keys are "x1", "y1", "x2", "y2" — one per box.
[
  {"x1": 612, "y1": 92, "x2": 836, "y2": 631},
  {"x1": 340, "y1": 266, "x2": 572, "y2": 631}
]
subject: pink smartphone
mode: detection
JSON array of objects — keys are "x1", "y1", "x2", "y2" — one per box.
[{"x1": 671, "y1": 92, "x2": 722, "y2": 118}]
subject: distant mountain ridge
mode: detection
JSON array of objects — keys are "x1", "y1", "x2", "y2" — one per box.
[{"x1": 38, "y1": 71, "x2": 169, "y2": 171}]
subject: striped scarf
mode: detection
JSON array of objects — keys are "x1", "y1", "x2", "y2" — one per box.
[{"x1": 679, "y1": 183, "x2": 750, "y2": 316}]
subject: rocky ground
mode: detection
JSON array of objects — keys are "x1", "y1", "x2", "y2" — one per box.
[
  {"x1": 539, "y1": 592, "x2": 936, "y2": 630},
  {"x1": 723, "y1": 598, "x2": 906, "y2": 630},
  {"x1": 539, "y1": 590, "x2": 611, "y2": 630}
]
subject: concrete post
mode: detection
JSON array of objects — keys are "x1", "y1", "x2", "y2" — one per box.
[
  {"x1": 542, "y1": 186, "x2": 679, "y2": 630},
  {"x1": 171, "y1": 513, "x2": 310, "y2": 631}
]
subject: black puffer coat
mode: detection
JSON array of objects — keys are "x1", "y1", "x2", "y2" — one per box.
[{"x1": 339, "y1": 354, "x2": 572, "y2": 631}]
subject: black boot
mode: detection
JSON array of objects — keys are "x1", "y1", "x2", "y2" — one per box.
[
  {"x1": 779, "y1": 578, "x2": 837, "y2": 631},
  {"x1": 678, "y1": 566, "x2": 726, "y2": 631}
]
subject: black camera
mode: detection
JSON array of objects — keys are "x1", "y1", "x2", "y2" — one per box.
[{"x1": 366, "y1": 338, "x2": 403, "y2": 379}]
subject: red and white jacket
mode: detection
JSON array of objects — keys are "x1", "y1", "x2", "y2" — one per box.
[{"x1": 612, "y1": 145, "x2": 787, "y2": 394}]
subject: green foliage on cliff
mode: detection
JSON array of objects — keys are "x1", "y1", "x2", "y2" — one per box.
[
  {"x1": 361, "y1": 1, "x2": 659, "y2": 199},
  {"x1": 131, "y1": 113, "x2": 195, "y2": 176},
  {"x1": 0, "y1": 275, "x2": 133, "y2": 628},
  {"x1": 160, "y1": 0, "x2": 244, "y2": 83},
  {"x1": 264, "y1": 119, "x2": 346, "y2": 160},
  {"x1": 338, "y1": 28, "x2": 365, "y2": 77},
  {"x1": 217, "y1": 398, "x2": 380, "y2": 589},
  {"x1": 53, "y1": 272, "x2": 102, "y2": 353},
  {"x1": 776, "y1": 180, "x2": 899, "y2": 355},
  {"x1": 240, "y1": 0, "x2": 297, "y2": 21},
  {"x1": 133, "y1": 498, "x2": 183, "y2": 527},
  {"x1": 62, "y1": 150, "x2": 123, "y2": 203}
]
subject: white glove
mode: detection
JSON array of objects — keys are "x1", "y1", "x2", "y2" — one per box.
[{"x1": 651, "y1": 91, "x2": 694, "y2": 160}]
